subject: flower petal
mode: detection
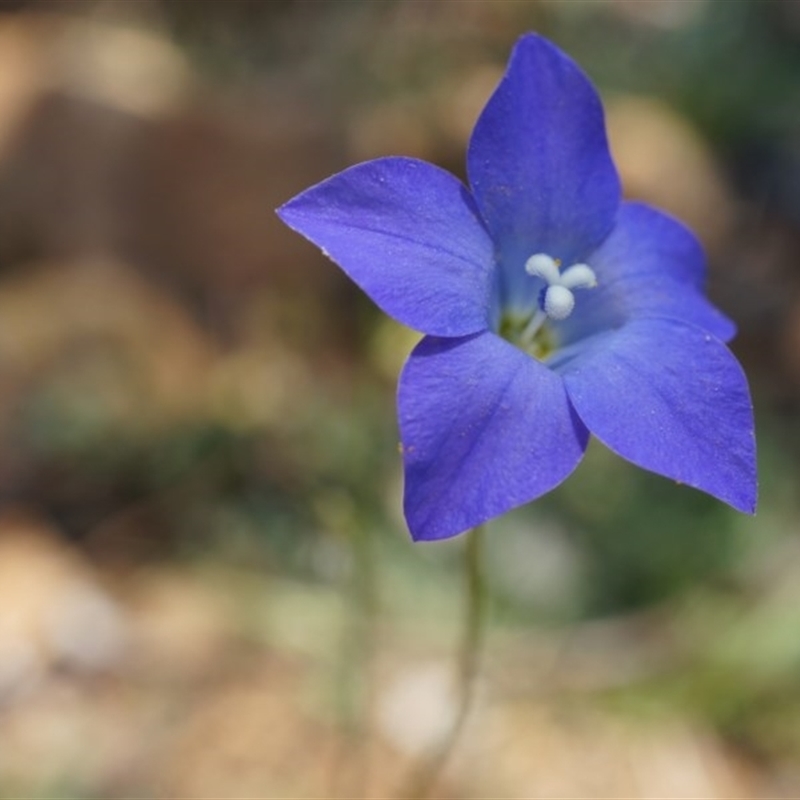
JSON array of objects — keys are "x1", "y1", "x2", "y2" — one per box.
[
  {"x1": 399, "y1": 332, "x2": 589, "y2": 540},
  {"x1": 560, "y1": 319, "x2": 757, "y2": 513},
  {"x1": 558, "y1": 202, "x2": 735, "y2": 345},
  {"x1": 277, "y1": 157, "x2": 495, "y2": 337},
  {"x1": 467, "y1": 33, "x2": 620, "y2": 311}
]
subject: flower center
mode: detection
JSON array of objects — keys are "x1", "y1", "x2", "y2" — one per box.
[
  {"x1": 518, "y1": 253, "x2": 597, "y2": 347},
  {"x1": 498, "y1": 253, "x2": 598, "y2": 359}
]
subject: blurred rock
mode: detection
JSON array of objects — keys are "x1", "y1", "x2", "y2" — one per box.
[
  {"x1": 0, "y1": 13, "x2": 193, "y2": 260},
  {"x1": 126, "y1": 567, "x2": 234, "y2": 680},
  {"x1": 0, "y1": 509, "x2": 127, "y2": 701},
  {"x1": 0, "y1": 12, "x2": 191, "y2": 122},
  {"x1": 0, "y1": 14, "x2": 48, "y2": 162},
  {"x1": 606, "y1": 95, "x2": 735, "y2": 253},
  {"x1": 44, "y1": 577, "x2": 126, "y2": 674},
  {"x1": 377, "y1": 661, "x2": 459, "y2": 758},
  {"x1": 51, "y1": 15, "x2": 192, "y2": 118},
  {"x1": 0, "y1": 11, "x2": 346, "y2": 343},
  {"x1": 479, "y1": 702, "x2": 758, "y2": 798},
  {"x1": 0, "y1": 676, "x2": 158, "y2": 798},
  {"x1": 154, "y1": 658, "x2": 453, "y2": 799},
  {"x1": 153, "y1": 663, "x2": 330, "y2": 798}
]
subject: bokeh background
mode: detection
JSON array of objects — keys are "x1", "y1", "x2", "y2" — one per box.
[{"x1": 0, "y1": 0, "x2": 799, "y2": 797}]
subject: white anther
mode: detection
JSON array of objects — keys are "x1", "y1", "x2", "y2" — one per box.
[
  {"x1": 560, "y1": 263, "x2": 597, "y2": 290},
  {"x1": 524, "y1": 251, "x2": 598, "y2": 323},
  {"x1": 525, "y1": 253, "x2": 560, "y2": 284},
  {"x1": 543, "y1": 285, "x2": 575, "y2": 320}
]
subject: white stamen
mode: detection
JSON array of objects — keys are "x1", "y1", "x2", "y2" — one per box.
[
  {"x1": 543, "y1": 285, "x2": 575, "y2": 320},
  {"x1": 516, "y1": 252, "x2": 598, "y2": 347},
  {"x1": 524, "y1": 252, "x2": 598, "y2": 324},
  {"x1": 525, "y1": 253, "x2": 560, "y2": 284},
  {"x1": 560, "y1": 263, "x2": 597, "y2": 290}
]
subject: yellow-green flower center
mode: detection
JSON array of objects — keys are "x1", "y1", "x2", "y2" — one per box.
[{"x1": 500, "y1": 253, "x2": 598, "y2": 360}]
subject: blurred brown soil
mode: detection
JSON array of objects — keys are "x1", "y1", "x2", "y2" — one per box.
[
  {"x1": 0, "y1": 10, "x2": 350, "y2": 346},
  {"x1": 0, "y1": 509, "x2": 772, "y2": 799}
]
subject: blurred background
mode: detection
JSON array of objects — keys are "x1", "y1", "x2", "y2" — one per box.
[{"x1": 0, "y1": 0, "x2": 799, "y2": 797}]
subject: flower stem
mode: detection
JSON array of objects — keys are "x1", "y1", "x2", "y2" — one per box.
[
  {"x1": 330, "y1": 517, "x2": 378, "y2": 798},
  {"x1": 396, "y1": 523, "x2": 487, "y2": 799}
]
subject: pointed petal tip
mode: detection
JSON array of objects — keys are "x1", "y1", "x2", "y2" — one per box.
[
  {"x1": 406, "y1": 516, "x2": 472, "y2": 543},
  {"x1": 273, "y1": 158, "x2": 497, "y2": 337},
  {"x1": 561, "y1": 319, "x2": 756, "y2": 521},
  {"x1": 399, "y1": 333, "x2": 589, "y2": 543},
  {"x1": 402, "y1": 462, "x2": 487, "y2": 543},
  {"x1": 679, "y1": 466, "x2": 757, "y2": 516},
  {"x1": 702, "y1": 479, "x2": 757, "y2": 516},
  {"x1": 468, "y1": 28, "x2": 620, "y2": 276},
  {"x1": 512, "y1": 31, "x2": 566, "y2": 58},
  {"x1": 405, "y1": 501, "x2": 494, "y2": 542},
  {"x1": 274, "y1": 194, "x2": 303, "y2": 226},
  {"x1": 728, "y1": 474, "x2": 758, "y2": 516}
]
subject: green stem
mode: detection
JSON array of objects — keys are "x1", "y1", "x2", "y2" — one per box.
[
  {"x1": 397, "y1": 523, "x2": 487, "y2": 799},
  {"x1": 330, "y1": 518, "x2": 378, "y2": 799}
]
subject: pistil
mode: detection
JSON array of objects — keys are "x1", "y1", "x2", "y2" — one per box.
[{"x1": 519, "y1": 253, "x2": 597, "y2": 348}]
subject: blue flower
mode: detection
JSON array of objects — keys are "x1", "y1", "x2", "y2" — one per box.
[{"x1": 277, "y1": 34, "x2": 757, "y2": 541}]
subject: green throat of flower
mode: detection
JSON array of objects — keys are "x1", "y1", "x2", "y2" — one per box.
[{"x1": 500, "y1": 253, "x2": 598, "y2": 360}]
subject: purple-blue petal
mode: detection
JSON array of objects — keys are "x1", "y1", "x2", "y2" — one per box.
[
  {"x1": 467, "y1": 33, "x2": 620, "y2": 313},
  {"x1": 558, "y1": 202, "x2": 735, "y2": 345},
  {"x1": 559, "y1": 319, "x2": 757, "y2": 513},
  {"x1": 398, "y1": 332, "x2": 589, "y2": 540},
  {"x1": 277, "y1": 157, "x2": 495, "y2": 337}
]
